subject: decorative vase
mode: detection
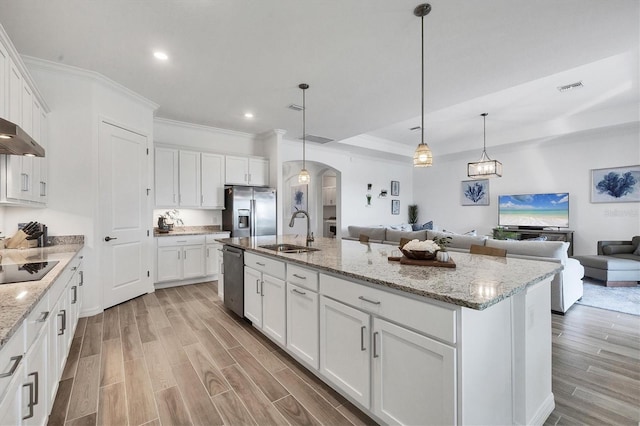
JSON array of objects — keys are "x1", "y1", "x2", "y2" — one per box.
[
  {"x1": 157, "y1": 216, "x2": 165, "y2": 229},
  {"x1": 366, "y1": 194, "x2": 372, "y2": 206},
  {"x1": 436, "y1": 251, "x2": 450, "y2": 262}
]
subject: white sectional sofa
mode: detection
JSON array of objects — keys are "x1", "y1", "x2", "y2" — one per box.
[{"x1": 343, "y1": 226, "x2": 584, "y2": 313}]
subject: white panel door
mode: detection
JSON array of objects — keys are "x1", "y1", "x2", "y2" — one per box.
[
  {"x1": 154, "y1": 147, "x2": 178, "y2": 206},
  {"x1": 201, "y1": 153, "x2": 224, "y2": 208},
  {"x1": 243, "y1": 267, "x2": 262, "y2": 327},
  {"x1": 261, "y1": 274, "x2": 286, "y2": 345},
  {"x1": 320, "y1": 295, "x2": 370, "y2": 408},
  {"x1": 100, "y1": 121, "x2": 151, "y2": 309},
  {"x1": 372, "y1": 317, "x2": 456, "y2": 426},
  {"x1": 178, "y1": 150, "x2": 200, "y2": 207}
]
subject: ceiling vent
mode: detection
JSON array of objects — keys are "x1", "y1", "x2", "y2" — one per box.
[
  {"x1": 557, "y1": 81, "x2": 584, "y2": 92},
  {"x1": 287, "y1": 104, "x2": 304, "y2": 111},
  {"x1": 300, "y1": 134, "x2": 334, "y2": 144}
]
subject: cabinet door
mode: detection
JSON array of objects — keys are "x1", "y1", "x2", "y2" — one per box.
[
  {"x1": 205, "y1": 243, "x2": 219, "y2": 276},
  {"x1": 0, "y1": 372, "x2": 22, "y2": 426},
  {"x1": 0, "y1": 40, "x2": 8, "y2": 120},
  {"x1": 243, "y1": 267, "x2": 262, "y2": 327},
  {"x1": 30, "y1": 101, "x2": 41, "y2": 203},
  {"x1": 8, "y1": 57, "x2": 21, "y2": 125},
  {"x1": 261, "y1": 274, "x2": 286, "y2": 345},
  {"x1": 55, "y1": 293, "x2": 69, "y2": 377},
  {"x1": 154, "y1": 147, "x2": 179, "y2": 206},
  {"x1": 286, "y1": 283, "x2": 319, "y2": 369},
  {"x1": 37, "y1": 111, "x2": 48, "y2": 204},
  {"x1": 201, "y1": 153, "x2": 225, "y2": 208},
  {"x1": 319, "y1": 296, "x2": 370, "y2": 408},
  {"x1": 182, "y1": 244, "x2": 205, "y2": 279},
  {"x1": 47, "y1": 294, "x2": 61, "y2": 407},
  {"x1": 23, "y1": 328, "x2": 48, "y2": 426},
  {"x1": 248, "y1": 158, "x2": 269, "y2": 186},
  {"x1": 178, "y1": 150, "x2": 200, "y2": 207},
  {"x1": 67, "y1": 280, "x2": 80, "y2": 341},
  {"x1": 372, "y1": 317, "x2": 456, "y2": 426},
  {"x1": 5, "y1": 155, "x2": 25, "y2": 201},
  {"x1": 21, "y1": 82, "x2": 33, "y2": 135},
  {"x1": 157, "y1": 245, "x2": 182, "y2": 282},
  {"x1": 217, "y1": 246, "x2": 224, "y2": 299},
  {"x1": 225, "y1": 155, "x2": 249, "y2": 185}
]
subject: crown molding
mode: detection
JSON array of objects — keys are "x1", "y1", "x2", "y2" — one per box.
[
  {"x1": 154, "y1": 117, "x2": 256, "y2": 139},
  {"x1": 22, "y1": 55, "x2": 159, "y2": 111}
]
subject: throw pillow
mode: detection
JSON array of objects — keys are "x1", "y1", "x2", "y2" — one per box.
[
  {"x1": 411, "y1": 221, "x2": 433, "y2": 231},
  {"x1": 634, "y1": 245, "x2": 640, "y2": 256}
]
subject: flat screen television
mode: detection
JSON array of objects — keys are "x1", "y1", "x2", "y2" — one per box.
[{"x1": 498, "y1": 193, "x2": 569, "y2": 229}]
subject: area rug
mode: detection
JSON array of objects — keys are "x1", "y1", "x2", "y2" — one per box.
[{"x1": 575, "y1": 278, "x2": 640, "y2": 316}]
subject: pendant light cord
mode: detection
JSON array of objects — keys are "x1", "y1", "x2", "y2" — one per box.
[
  {"x1": 421, "y1": 13, "x2": 425, "y2": 145},
  {"x1": 483, "y1": 113, "x2": 486, "y2": 152},
  {"x1": 302, "y1": 87, "x2": 306, "y2": 169}
]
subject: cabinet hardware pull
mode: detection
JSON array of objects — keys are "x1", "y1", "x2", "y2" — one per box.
[
  {"x1": 360, "y1": 326, "x2": 366, "y2": 351},
  {"x1": 79, "y1": 270, "x2": 84, "y2": 286},
  {"x1": 207, "y1": 248, "x2": 210, "y2": 257},
  {"x1": 201, "y1": 195, "x2": 204, "y2": 204},
  {"x1": 256, "y1": 279, "x2": 260, "y2": 294},
  {"x1": 256, "y1": 262, "x2": 266, "y2": 267},
  {"x1": 173, "y1": 194, "x2": 176, "y2": 203},
  {"x1": 184, "y1": 251, "x2": 187, "y2": 259},
  {"x1": 72, "y1": 266, "x2": 77, "y2": 271},
  {"x1": 22, "y1": 382, "x2": 34, "y2": 420},
  {"x1": 72, "y1": 286, "x2": 78, "y2": 304},
  {"x1": 36, "y1": 311, "x2": 50, "y2": 323},
  {"x1": 291, "y1": 288, "x2": 307, "y2": 296},
  {"x1": 260, "y1": 280, "x2": 264, "y2": 296},
  {"x1": 373, "y1": 331, "x2": 380, "y2": 358},
  {"x1": 0, "y1": 355, "x2": 22, "y2": 378},
  {"x1": 29, "y1": 371, "x2": 39, "y2": 404},
  {"x1": 358, "y1": 296, "x2": 381, "y2": 305},
  {"x1": 58, "y1": 309, "x2": 67, "y2": 335},
  {"x1": 292, "y1": 274, "x2": 307, "y2": 280},
  {"x1": 177, "y1": 251, "x2": 180, "y2": 260}
]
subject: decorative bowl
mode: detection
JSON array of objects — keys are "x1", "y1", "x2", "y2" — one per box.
[{"x1": 399, "y1": 247, "x2": 437, "y2": 260}]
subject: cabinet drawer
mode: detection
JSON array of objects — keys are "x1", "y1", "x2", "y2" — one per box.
[
  {"x1": 25, "y1": 293, "x2": 50, "y2": 349},
  {"x1": 205, "y1": 232, "x2": 229, "y2": 244},
  {"x1": 0, "y1": 322, "x2": 24, "y2": 401},
  {"x1": 245, "y1": 252, "x2": 285, "y2": 280},
  {"x1": 287, "y1": 264, "x2": 319, "y2": 291},
  {"x1": 320, "y1": 274, "x2": 456, "y2": 345},
  {"x1": 157, "y1": 235, "x2": 205, "y2": 247}
]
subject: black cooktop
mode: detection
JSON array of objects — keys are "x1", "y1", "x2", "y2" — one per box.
[{"x1": 0, "y1": 261, "x2": 59, "y2": 285}]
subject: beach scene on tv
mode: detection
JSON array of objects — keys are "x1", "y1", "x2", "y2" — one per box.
[{"x1": 498, "y1": 193, "x2": 569, "y2": 228}]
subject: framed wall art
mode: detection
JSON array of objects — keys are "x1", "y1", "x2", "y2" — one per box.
[
  {"x1": 591, "y1": 165, "x2": 640, "y2": 203},
  {"x1": 461, "y1": 179, "x2": 489, "y2": 206},
  {"x1": 391, "y1": 199, "x2": 400, "y2": 215},
  {"x1": 291, "y1": 184, "x2": 308, "y2": 212},
  {"x1": 391, "y1": 180, "x2": 400, "y2": 196}
]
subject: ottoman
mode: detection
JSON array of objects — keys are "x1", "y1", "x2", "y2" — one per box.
[{"x1": 573, "y1": 255, "x2": 640, "y2": 287}]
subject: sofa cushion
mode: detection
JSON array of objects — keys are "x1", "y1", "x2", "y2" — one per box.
[
  {"x1": 411, "y1": 221, "x2": 433, "y2": 231},
  {"x1": 387, "y1": 224, "x2": 413, "y2": 231},
  {"x1": 385, "y1": 229, "x2": 427, "y2": 243},
  {"x1": 575, "y1": 255, "x2": 640, "y2": 271},
  {"x1": 603, "y1": 245, "x2": 635, "y2": 255},
  {"x1": 347, "y1": 226, "x2": 385, "y2": 241},
  {"x1": 486, "y1": 239, "x2": 569, "y2": 262},
  {"x1": 427, "y1": 230, "x2": 487, "y2": 250}
]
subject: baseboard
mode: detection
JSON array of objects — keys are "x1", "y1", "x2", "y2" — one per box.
[{"x1": 528, "y1": 393, "x2": 555, "y2": 426}]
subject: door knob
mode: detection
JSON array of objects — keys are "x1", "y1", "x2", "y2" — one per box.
[{"x1": 104, "y1": 236, "x2": 117, "y2": 242}]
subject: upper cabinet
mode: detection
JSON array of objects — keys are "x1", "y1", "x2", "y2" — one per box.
[
  {"x1": 0, "y1": 32, "x2": 49, "y2": 206},
  {"x1": 154, "y1": 146, "x2": 226, "y2": 209},
  {"x1": 225, "y1": 155, "x2": 269, "y2": 186}
]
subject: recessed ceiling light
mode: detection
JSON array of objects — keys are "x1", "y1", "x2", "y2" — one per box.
[
  {"x1": 244, "y1": 112, "x2": 254, "y2": 119},
  {"x1": 153, "y1": 51, "x2": 169, "y2": 61}
]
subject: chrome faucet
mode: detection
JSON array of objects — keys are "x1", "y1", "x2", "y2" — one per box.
[{"x1": 289, "y1": 209, "x2": 314, "y2": 245}]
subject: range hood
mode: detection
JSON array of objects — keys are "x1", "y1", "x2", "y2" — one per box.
[{"x1": 0, "y1": 117, "x2": 45, "y2": 157}]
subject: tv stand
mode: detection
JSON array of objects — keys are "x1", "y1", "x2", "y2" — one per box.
[{"x1": 493, "y1": 227, "x2": 574, "y2": 256}]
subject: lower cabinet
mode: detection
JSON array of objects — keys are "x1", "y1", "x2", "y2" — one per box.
[
  {"x1": 22, "y1": 328, "x2": 48, "y2": 425},
  {"x1": 156, "y1": 233, "x2": 229, "y2": 284},
  {"x1": 286, "y1": 282, "x2": 319, "y2": 369},
  {"x1": 243, "y1": 266, "x2": 286, "y2": 345}
]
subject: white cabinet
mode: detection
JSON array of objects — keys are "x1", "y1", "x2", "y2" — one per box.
[
  {"x1": 201, "y1": 153, "x2": 225, "y2": 208},
  {"x1": 178, "y1": 150, "x2": 200, "y2": 207},
  {"x1": 286, "y1": 264, "x2": 319, "y2": 369},
  {"x1": 319, "y1": 295, "x2": 371, "y2": 408},
  {"x1": 225, "y1": 155, "x2": 269, "y2": 186},
  {"x1": 155, "y1": 147, "x2": 225, "y2": 209},
  {"x1": 22, "y1": 327, "x2": 48, "y2": 425},
  {"x1": 0, "y1": 40, "x2": 8, "y2": 120},
  {"x1": 206, "y1": 241, "x2": 224, "y2": 276},
  {"x1": 156, "y1": 235, "x2": 207, "y2": 283},
  {"x1": 8, "y1": 56, "x2": 21, "y2": 125},
  {"x1": 154, "y1": 147, "x2": 179, "y2": 206},
  {"x1": 0, "y1": 370, "x2": 22, "y2": 426},
  {"x1": 371, "y1": 317, "x2": 455, "y2": 425},
  {"x1": 243, "y1": 253, "x2": 286, "y2": 345}
]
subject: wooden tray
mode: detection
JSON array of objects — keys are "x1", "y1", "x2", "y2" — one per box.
[{"x1": 396, "y1": 256, "x2": 456, "y2": 268}]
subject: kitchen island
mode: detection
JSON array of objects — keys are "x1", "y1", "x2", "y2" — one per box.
[{"x1": 219, "y1": 235, "x2": 561, "y2": 426}]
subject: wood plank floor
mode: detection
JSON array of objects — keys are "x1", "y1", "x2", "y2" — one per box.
[{"x1": 48, "y1": 282, "x2": 640, "y2": 426}]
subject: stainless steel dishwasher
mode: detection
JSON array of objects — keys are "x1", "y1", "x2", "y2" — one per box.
[{"x1": 222, "y1": 245, "x2": 244, "y2": 317}]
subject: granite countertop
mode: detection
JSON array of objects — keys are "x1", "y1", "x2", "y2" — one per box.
[
  {"x1": 0, "y1": 243, "x2": 84, "y2": 348},
  {"x1": 154, "y1": 225, "x2": 230, "y2": 237},
  {"x1": 217, "y1": 236, "x2": 562, "y2": 310}
]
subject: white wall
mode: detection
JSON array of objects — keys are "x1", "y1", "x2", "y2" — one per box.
[
  {"x1": 412, "y1": 123, "x2": 640, "y2": 255},
  {"x1": 280, "y1": 138, "x2": 415, "y2": 233}
]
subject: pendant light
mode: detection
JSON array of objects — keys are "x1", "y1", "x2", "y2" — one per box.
[
  {"x1": 413, "y1": 3, "x2": 433, "y2": 167},
  {"x1": 298, "y1": 83, "x2": 311, "y2": 184},
  {"x1": 467, "y1": 113, "x2": 503, "y2": 178}
]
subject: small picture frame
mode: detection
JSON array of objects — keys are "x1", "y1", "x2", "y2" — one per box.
[
  {"x1": 461, "y1": 179, "x2": 490, "y2": 206},
  {"x1": 391, "y1": 199, "x2": 400, "y2": 215},
  {"x1": 391, "y1": 181, "x2": 400, "y2": 196},
  {"x1": 591, "y1": 165, "x2": 640, "y2": 203}
]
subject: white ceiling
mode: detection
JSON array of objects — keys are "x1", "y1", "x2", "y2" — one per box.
[{"x1": 0, "y1": 0, "x2": 638, "y2": 159}]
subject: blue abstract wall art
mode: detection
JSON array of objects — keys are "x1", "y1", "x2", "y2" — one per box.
[
  {"x1": 591, "y1": 165, "x2": 640, "y2": 203},
  {"x1": 461, "y1": 179, "x2": 489, "y2": 206}
]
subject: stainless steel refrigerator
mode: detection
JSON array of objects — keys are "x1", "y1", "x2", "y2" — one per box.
[{"x1": 222, "y1": 186, "x2": 277, "y2": 237}]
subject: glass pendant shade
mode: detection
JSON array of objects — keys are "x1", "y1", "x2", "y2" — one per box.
[
  {"x1": 468, "y1": 112, "x2": 502, "y2": 178},
  {"x1": 298, "y1": 168, "x2": 310, "y2": 184},
  {"x1": 413, "y1": 142, "x2": 433, "y2": 167}
]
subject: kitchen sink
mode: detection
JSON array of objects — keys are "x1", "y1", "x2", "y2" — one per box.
[{"x1": 259, "y1": 243, "x2": 320, "y2": 254}]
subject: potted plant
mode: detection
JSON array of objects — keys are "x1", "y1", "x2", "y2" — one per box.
[
  {"x1": 408, "y1": 204, "x2": 418, "y2": 226},
  {"x1": 433, "y1": 235, "x2": 452, "y2": 262},
  {"x1": 159, "y1": 209, "x2": 184, "y2": 230}
]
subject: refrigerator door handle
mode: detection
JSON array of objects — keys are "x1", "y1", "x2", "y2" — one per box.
[{"x1": 250, "y1": 199, "x2": 256, "y2": 236}]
